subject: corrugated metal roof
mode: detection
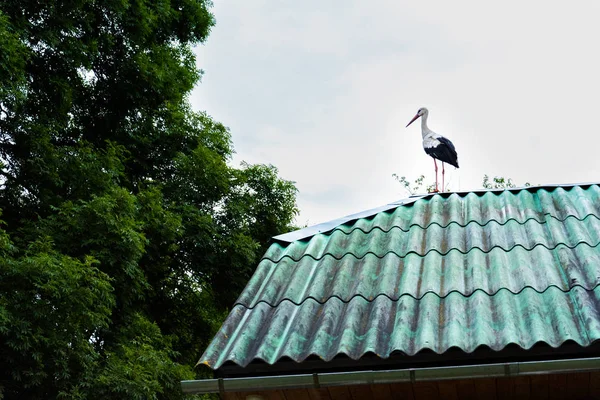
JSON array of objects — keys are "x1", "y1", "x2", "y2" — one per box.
[
  {"x1": 203, "y1": 286, "x2": 600, "y2": 368},
  {"x1": 198, "y1": 184, "x2": 600, "y2": 370}
]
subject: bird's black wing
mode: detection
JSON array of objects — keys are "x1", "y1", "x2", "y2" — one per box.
[
  {"x1": 425, "y1": 136, "x2": 459, "y2": 168},
  {"x1": 437, "y1": 136, "x2": 456, "y2": 153}
]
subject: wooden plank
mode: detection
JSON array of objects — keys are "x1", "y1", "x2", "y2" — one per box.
[
  {"x1": 473, "y1": 378, "x2": 497, "y2": 399},
  {"x1": 513, "y1": 376, "x2": 531, "y2": 400},
  {"x1": 348, "y1": 384, "x2": 374, "y2": 400},
  {"x1": 411, "y1": 381, "x2": 439, "y2": 400},
  {"x1": 589, "y1": 371, "x2": 600, "y2": 397},
  {"x1": 327, "y1": 386, "x2": 353, "y2": 400},
  {"x1": 369, "y1": 384, "x2": 393, "y2": 400},
  {"x1": 548, "y1": 373, "x2": 568, "y2": 400},
  {"x1": 224, "y1": 372, "x2": 599, "y2": 400},
  {"x1": 389, "y1": 382, "x2": 415, "y2": 400},
  {"x1": 308, "y1": 388, "x2": 333, "y2": 400},
  {"x1": 436, "y1": 381, "x2": 458, "y2": 400},
  {"x1": 259, "y1": 390, "x2": 287, "y2": 400},
  {"x1": 455, "y1": 379, "x2": 477, "y2": 400},
  {"x1": 566, "y1": 372, "x2": 590, "y2": 400},
  {"x1": 282, "y1": 388, "x2": 312, "y2": 400},
  {"x1": 495, "y1": 377, "x2": 515, "y2": 400},
  {"x1": 221, "y1": 392, "x2": 242, "y2": 400},
  {"x1": 529, "y1": 374, "x2": 549, "y2": 399},
  {"x1": 229, "y1": 392, "x2": 263, "y2": 400}
]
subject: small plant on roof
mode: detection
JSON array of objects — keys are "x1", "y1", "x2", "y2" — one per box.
[
  {"x1": 393, "y1": 174, "x2": 445, "y2": 195},
  {"x1": 482, "y1": 175, "x2": 532, "y2": 189},
  {"x1": 394, "y1": 173, "x2": 534, "y2": 195}
]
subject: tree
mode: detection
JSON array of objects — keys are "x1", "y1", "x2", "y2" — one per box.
[{"x1": 0, "y1": 2, "x2": 298, "y2": 399}]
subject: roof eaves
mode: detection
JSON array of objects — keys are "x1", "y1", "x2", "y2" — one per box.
[{"x1": 182, "y1": 356, "x2": 600, "y2": 394}]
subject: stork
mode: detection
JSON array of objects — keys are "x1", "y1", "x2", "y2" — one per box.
[{"x1": 406, "y1": 107, "x2": 459, "y2": 192}]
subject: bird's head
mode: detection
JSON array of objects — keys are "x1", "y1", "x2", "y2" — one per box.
[{"x1": 406, "y1": 107, "x2": 428, "y2": 127}]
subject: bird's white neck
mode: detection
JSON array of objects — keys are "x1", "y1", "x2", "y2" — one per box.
[{"x1": 420, "y1": 113, "x2": 430, "y2": 138}]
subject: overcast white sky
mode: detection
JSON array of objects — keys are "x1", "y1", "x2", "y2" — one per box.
[{"x1": 191, "y1": 1, "x2": 600, "y2": 226}]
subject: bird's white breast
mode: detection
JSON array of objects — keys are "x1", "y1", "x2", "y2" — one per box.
[{"x1": 422, "y1": 133, "x2": 441, "y2": 149}]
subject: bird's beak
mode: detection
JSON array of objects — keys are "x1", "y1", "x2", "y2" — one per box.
[{"x1": 406, "y1": 114, "x2": 420, "y2": 127}]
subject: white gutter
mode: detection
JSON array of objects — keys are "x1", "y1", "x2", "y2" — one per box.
[{"x1": 181, "y1": 357, "x2": 600, "y2": 394}]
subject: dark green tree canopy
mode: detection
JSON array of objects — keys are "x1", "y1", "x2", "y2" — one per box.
[{"x1": 0, "y1": 1, "x2": 298, "y2": 398}]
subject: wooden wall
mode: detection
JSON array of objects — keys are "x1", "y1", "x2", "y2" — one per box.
[{"x1": 221, "y1": 371, "x2": 600, "y2": 400}]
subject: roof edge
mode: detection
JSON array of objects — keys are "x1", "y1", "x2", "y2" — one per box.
[
  {"x1": 273, "y1": 182, "x2": 600, "y2": 244},
  {"x1": 272, "y1": 196, "x2": 424, "y2": 243},
  {"x1": 182, "y1": 355, "x2": 600, "y2": 394}
]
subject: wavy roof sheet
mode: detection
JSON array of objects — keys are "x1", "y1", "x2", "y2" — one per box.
[{"x1": 199, "y1": 184, "x2": 600, "y2": 370}]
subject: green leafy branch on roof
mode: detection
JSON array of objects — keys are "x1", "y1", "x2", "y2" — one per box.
[
  {"x1": 393, "y1": 174, "x2": 437, "y2": 195},
  {"x1": 482, "y1": 175, "x2": 531, "y2": 189},
  {"x1": 394, "y1": 173, "x2": 533, "y2": 195}
]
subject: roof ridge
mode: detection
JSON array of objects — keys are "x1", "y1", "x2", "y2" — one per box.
[{"x1": 273, "y1": 182, "x2": 600, "y2": 244}]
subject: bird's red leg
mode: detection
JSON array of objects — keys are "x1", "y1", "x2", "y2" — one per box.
[
  {"x1": 433, "y1": 158, "x2": 439, "y2": 192},
  {"x1": 442, "y1": 162, "x2": 445, "y2": 192}
]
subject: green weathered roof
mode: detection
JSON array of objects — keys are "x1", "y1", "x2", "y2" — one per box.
[{"x1": 199, "y1": 184, "x2": 600, "y2": 370}]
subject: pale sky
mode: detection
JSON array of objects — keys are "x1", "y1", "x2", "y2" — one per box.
[{"x1": 191, "y1": 1, "x2": 600, "y2": 226}]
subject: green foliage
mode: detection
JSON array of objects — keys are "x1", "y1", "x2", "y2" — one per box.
[
  {"x1": 394, "y1": 173, "x2": 533, "y2": 194},
  {"x1": 0, "y1": 10, "x2": 28, "y2": 108},
  {"x1": 0, "y1": 1, "x2": 298, "y2": 398},
  {"x1": 392, "y1": 174, "x2": 436, "y2": 194},
  {"x1": 0, "y1": 238, "x2": 114, "y2": 398},
  {"x1": 92, "y1": 314, "x2": 196, "y2": 400},
  {"x1": 482, "y1": 174, "x2": 531, "y2": 189},
  {"x1": 38, "y1": 187, "x2": 149, "y2": 309}
]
